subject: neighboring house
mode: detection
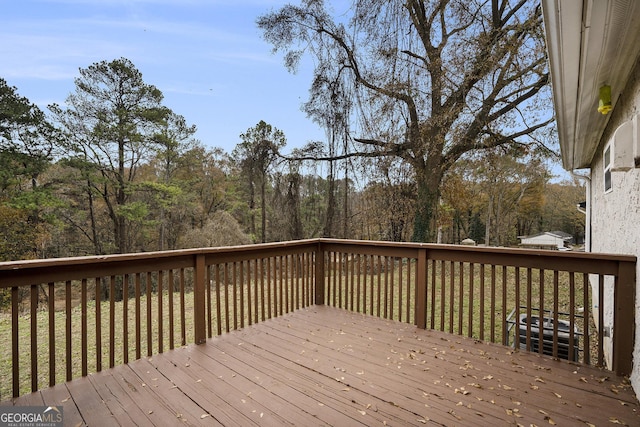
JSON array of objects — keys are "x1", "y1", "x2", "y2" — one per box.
[
  {"x1": 518, "y1": 231, "x2": 573, "y2": 250},
  {"x1": 543, "y1": 0, "x2": 640, "y2": 398}
]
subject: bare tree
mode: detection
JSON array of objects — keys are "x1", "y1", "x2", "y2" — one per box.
[{"x1": 259, "y1": 0, "x2": 553, "y2": 242}]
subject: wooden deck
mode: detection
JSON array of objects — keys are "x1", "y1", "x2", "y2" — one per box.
[{"x1": 3, "y1": 306, "x2": 638, "y2": 426}]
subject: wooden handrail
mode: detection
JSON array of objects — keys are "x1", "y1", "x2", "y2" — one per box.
[{"x1": 0, "y1": 238, "x2": 635, "y2": 400}]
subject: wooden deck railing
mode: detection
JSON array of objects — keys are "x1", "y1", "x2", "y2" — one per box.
[{"x1": 0, "y1": 239, "x2": 635, "y2": 399}]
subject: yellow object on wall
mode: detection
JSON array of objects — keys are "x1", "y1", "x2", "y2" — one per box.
[{"x1": 598, "y1": 85, "x2": 612, "y2": 114}]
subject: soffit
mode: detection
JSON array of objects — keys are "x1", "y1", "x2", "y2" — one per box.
[{"x1": 542, "y1": 0, "x2": 640, "y2": 170}]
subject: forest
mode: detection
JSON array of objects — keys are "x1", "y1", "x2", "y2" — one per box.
[{"x1": 0, "y1": 1, "x2": 586, "y2": 263}]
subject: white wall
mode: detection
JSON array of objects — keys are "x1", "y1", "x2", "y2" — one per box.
[{"x1": 589, "y1": 56, "x2": 640, "y2": 396}]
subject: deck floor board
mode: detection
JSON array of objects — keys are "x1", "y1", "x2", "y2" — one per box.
[{"x1": 4, "y1": 305, "x2": 638, "y2": 426}]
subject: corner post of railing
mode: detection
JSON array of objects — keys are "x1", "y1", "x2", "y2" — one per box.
[
  {"x1": 194, "y1": 253, "x2": 207, "y2": 345},
  {"x1": 613, "y1": 259, "x2": 636, "y2": 376},
  {"x1": 415, "y1": 248, "x2": 427, "y2": 329},
  {"x1": 314, "y1": 241, "x2": 325, "y2": 305}
]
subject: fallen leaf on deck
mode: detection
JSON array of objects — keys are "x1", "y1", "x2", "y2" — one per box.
[
  {"x1": 448, "y1": 410, "x2": 462, "y2": 420},
  {"x1": 553, "y1": 392, "x2": 561, "y2": 398},
  {"x1": 200, "y1": 414, "x2": 209, "y2": 419},
  {"x1": 358, "y1": 410, "x2": 366, "y2": 416}
]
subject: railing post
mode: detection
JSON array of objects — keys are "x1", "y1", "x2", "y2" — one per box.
[
  {"x1": 415, "y1": 248, "x2": 427, "y2": 329},
  {"x1": 613, "y1": 260, "x2": 636, "y2": 376},
  {"x1": 194, "y1": 254, "x2": 207, "y2": 345},
  {"x1": 315, "y1": 242, "x2": 325, "y2": 305}
]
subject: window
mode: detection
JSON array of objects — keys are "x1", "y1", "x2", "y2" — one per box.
[{"x1": 604, "y1": 143, "x2": 612, "y2": 193}]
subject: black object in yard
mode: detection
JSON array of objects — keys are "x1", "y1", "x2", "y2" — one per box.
[{"x1": 516, "y1": 313, "x2": 580, "y2": 361}]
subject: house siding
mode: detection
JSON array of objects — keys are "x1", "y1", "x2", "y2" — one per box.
[{"x1": 590, "y1": 55, "x2": 640, "y2": 394}]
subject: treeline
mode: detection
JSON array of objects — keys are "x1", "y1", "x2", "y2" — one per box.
[{"x1": 0, "y1": 59, "x2": 584, "y2": 263}]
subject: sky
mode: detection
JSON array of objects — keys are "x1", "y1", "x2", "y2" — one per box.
[{"x1": 0, "y1": 0, "x2": 326, "y2": 154}]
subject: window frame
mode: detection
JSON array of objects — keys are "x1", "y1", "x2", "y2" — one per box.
[{"x1": 604, "y1": 142, "x2": 612, "y2": 193}]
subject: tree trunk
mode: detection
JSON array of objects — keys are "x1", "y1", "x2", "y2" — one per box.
[
  {"x1": 411, "y1": 170, "x2": 441, "y2": 242},
  {"x1": 323, "y1": 160, "x2": 336, "y2": 238}
]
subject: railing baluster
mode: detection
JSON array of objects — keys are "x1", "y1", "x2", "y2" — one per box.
[
  {"x1": 283, "y1": 255, "x2": 288, "y2": 313},
  {"x1": 526, "y1": 268, "x2": 532, "y2": 354},
  {"x1": 12, "y1": 285, "x2": 19, "y2": 397},
  {"x1": 123, "y1": 274, "x2": 129, "y2": 363},
  {"x1": 169, "y1": 269, "x2": 175, "y2": 350},
  {"x1": 260, "y1": 258, "x2": 267, "y2": 320},
  {"x1": 441, "y1": 260, "x2": 446, "y2": 332},
  {"x1": 490, "y1": 265, "x2": 496, "y2": 343},
  {"x1": 376, "y1": 256, "x2": 382, "y2": 317},
  {"x1": 514, "y1": 268, "x2": 520, "y2": 352},
  {"x1": 266, "y1": 259, "x2": 272, "y2": 319},
  {"x1": 278, "y1": 256, "x2": 283, "y2": 316},
  {"x1": 30, "y1": 284, "x2": 37, "y2": 392},
  {"x1": 583, "y1": 272, "x2": 590, "y2": 365},
  {"x1": 479, "y1": 264, "x2": 485, "y2": 341},
  {"x1": 429, "y1": 259, "x2": 435, "y2": 329},
  {"x1": 207, "y1": 265, "x2": 213, "y2": 337},
  {"x1": 501, "y1": 266, "x2": 507, "y2": 346},
  {"x1": 158, "y1": 270, "x2": 164, "y2": 353},
  {"x1": 447, "y1": 261, "x2": 453, "y2": 332},
  {"x1": 96, "y1": 277, "x2": 102, "y2": 372},
  {"x1": 458, "y1": 262, "x2": 463, "y2": 334},
  {"x1": 71, "y1": 279, "x2": 77, "y2": 376},
  {"x1": 135, "y1": 273, "x2": 141, "y2": 359},
  {"x1": 253, "y1": 259, "x2": 259, "y2": 325},
  {"x1": 304, "y1": 252, "x2": 309, "y2": 307},
  {"x1": 598, "y1": 274, "x2": 605, "y2": 366},
  {"x1": 383, "y1": 256, "x2": 389, "y2": 319},
  {"x1": 240, "y1": 261, "x2": 246, "y2": 328},
  {"x1": 81, "y1": 278, "x2": 88, "y2": 376},
  {"x1": 233, "y1": 262, "x2": 239, "y2": 330},
  {"x1": 48, "y1": 282, "x2": 55, "y2": 387},
  {"x1": 552, "y1": 271, "x2": 559, "y2": 358},
  {"x1": 146, "y1": 272, "x2": 152, "y2": 356},
  {"x1": 224, "y1": 263, "x2": 230, "y2": 332},
  {"x1": 538, "y1": 269, "x2": 545, "y2": 356},
  {"x1": 468, "y1": 263, "x2": 474, "y2": 338},
  {"x1": 569, "y1": 272, "x2": 576, "y2": 362},
  {"x1": 180, "y1": 268, "x2": 186, "y2": 346},
  {"x1": 398, "y1": 257, "x2": 403, "y2": 322},
  {"x1": 365, "y1": 255, "x2": 371, "y2": 315},
  {"x1": 409, "y1": 258, "x2": 414, "y2": 325},
  {"x1": 215, "y1": 264, "x2": 222, "y2": 335}
]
